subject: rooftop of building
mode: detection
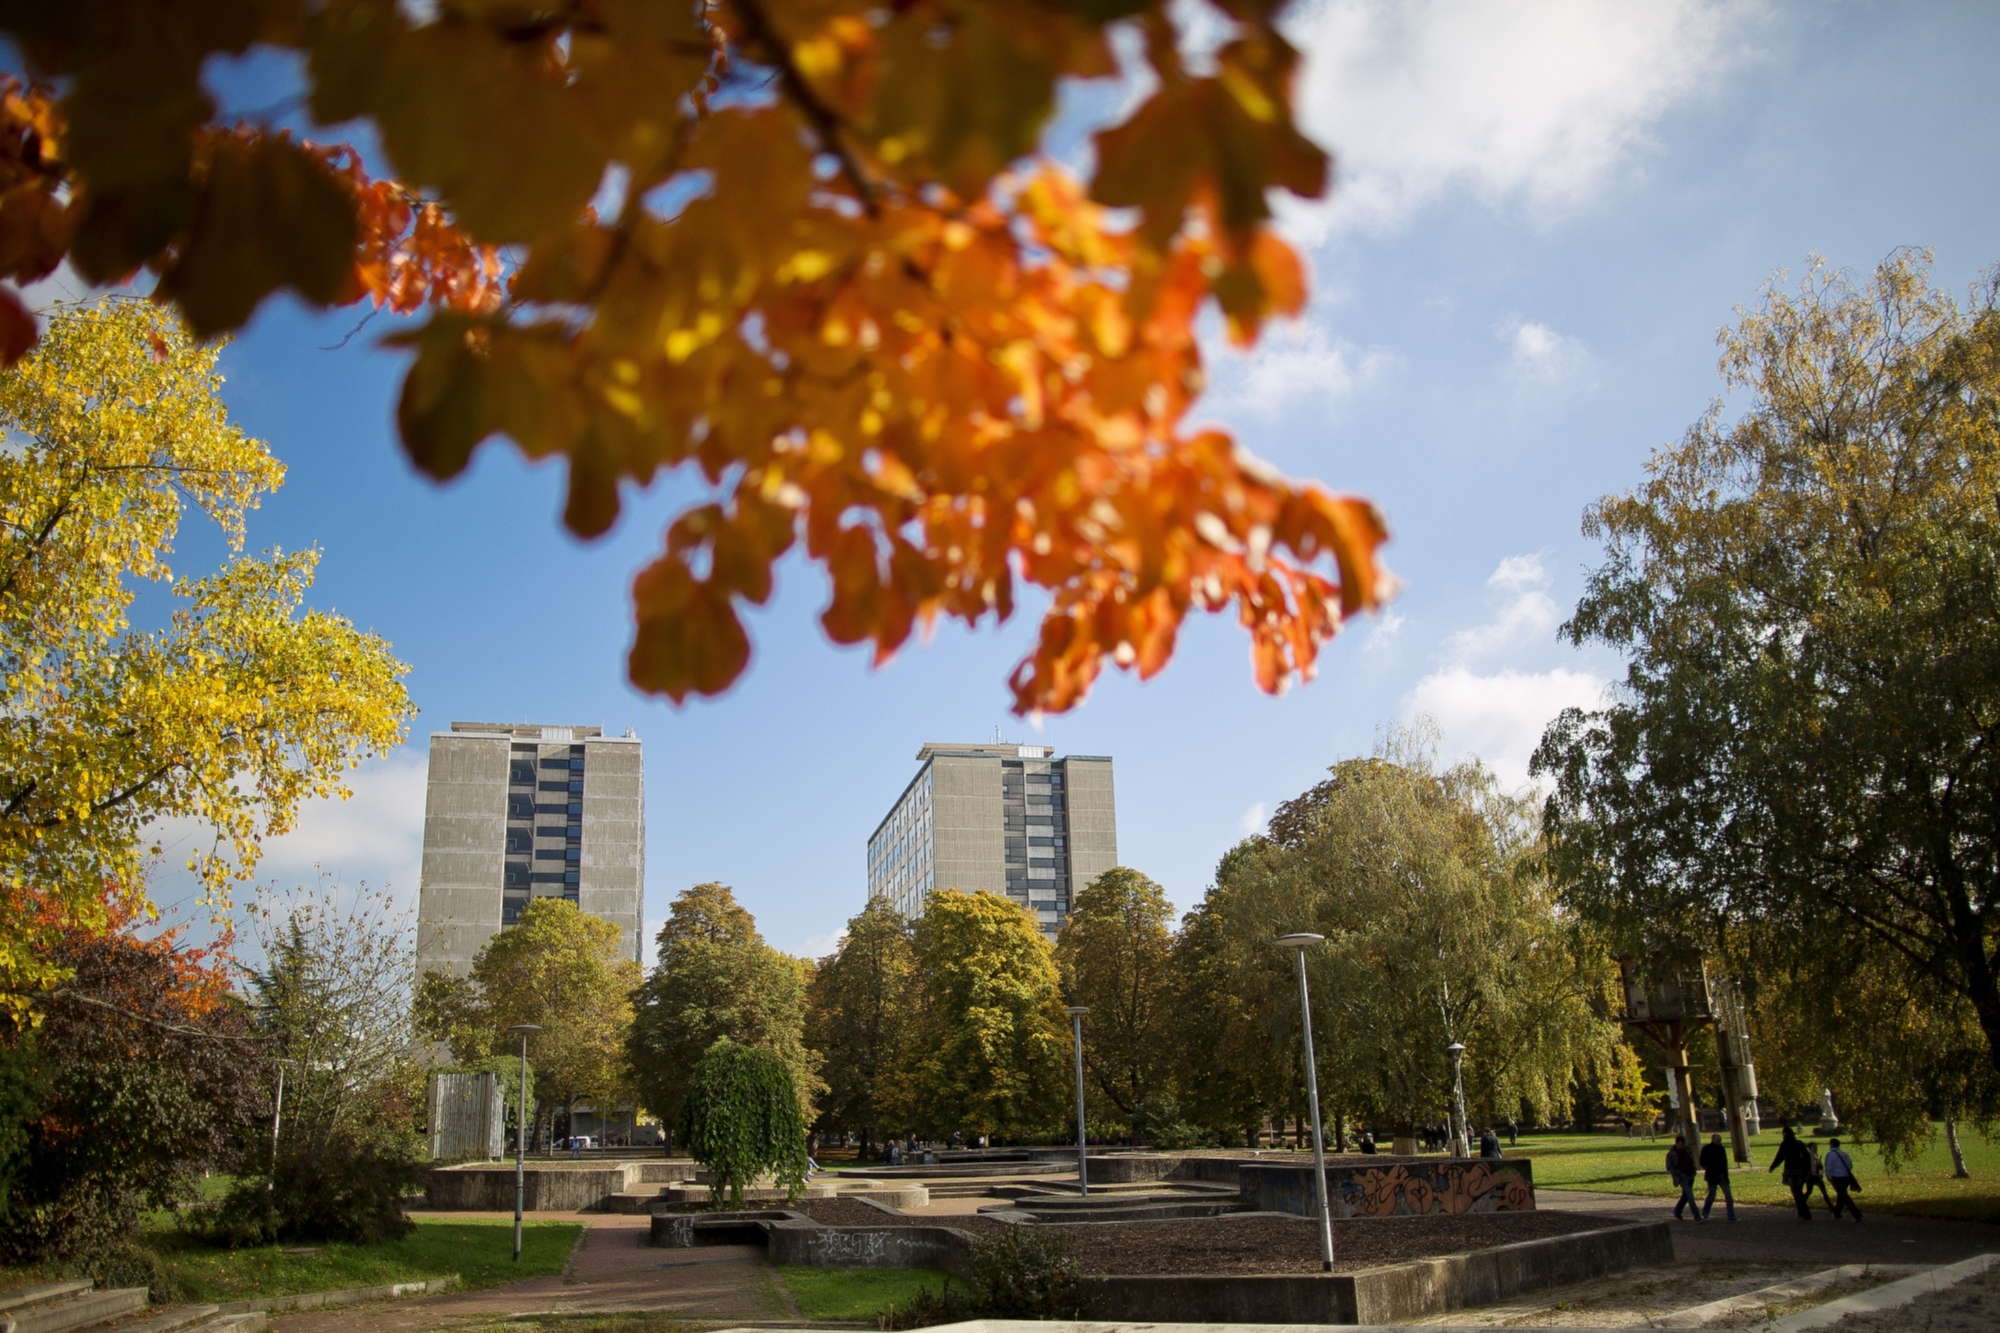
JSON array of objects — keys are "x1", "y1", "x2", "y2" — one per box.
[
  {"x1": 441, "y1": 722, "x2": 638, "y2": 742},
  {"x1": 915, "y1": 741, "x2": 1054, "y2": 760}
]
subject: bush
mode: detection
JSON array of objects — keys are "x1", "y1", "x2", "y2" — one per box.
[
  {"x1": 967, "y1": 1226, "x2": 1080, "y2": 1320},
  {"x1": 191, "y1": 1131, "x2": 422, "y2": 1247},
  {"x1": 61, "y1": 1241, "x2": 187, "y2": 1304},
  {"x1": 875, "y1": 1280, "x2": 973, "y2": 1329}
]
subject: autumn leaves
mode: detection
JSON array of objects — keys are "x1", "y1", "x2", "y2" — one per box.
[{"x1": 0, "y1": 0, "x2": 1391, "y2": 715}]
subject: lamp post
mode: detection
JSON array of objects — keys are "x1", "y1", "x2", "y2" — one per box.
[
  {"x1": 507, "y1": 1024, "x2": 541, "y2": 1263},
  {"x1": 1276, "y1": 933, "x2": 1334, "y2": 1273},
  {"x1": 1065, "y1": 1006, "x2": 1090, "y2": 1197},
  {"x1": 1446, "y1": 1042, "x2": 1469, "y2": 1159}
]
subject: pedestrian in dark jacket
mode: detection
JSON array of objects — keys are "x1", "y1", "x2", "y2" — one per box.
[
  {"x1": 1769, "y1": 1126, "x2": 1814, "y2": 1220},
  {"x1": 1698, "y1": 1133, "x2": 1736, "y2": 1221},
  {"x1": 1479, "y1": 1128, "x2": 1503, "y2": 1159},
  {"x1": 1824, "y1": 1138, "x2": 1862, "y2": 1221},
  {"x1": 1667, "y1": 1133, "x2": 1701, "y2": 1220}
]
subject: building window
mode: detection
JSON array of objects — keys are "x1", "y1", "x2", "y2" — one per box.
[
  {"x1": 508, "y1": 794, "x2": 534, "y2": 818},
  {"x1": 535, "y1": 848, "x2": 568, "y2": 860},
  {"x1": 510, "y1": 760, "x2": 535, "y2": 785},
  {"x1": 565, "y1": 847, "x2": 580, "y2": 862},
  {"x1": 504, "y1": 863, "x2": 529, "y2": 888},
  {"x1": 565, "y1": 869, "x2": 580, "y2": 885},
  {"x1": 569, "y1": 779, "x2": 583, "y2": 793},
  {"x1": 538, "y1": 780, "x2": 568, "y2": 792},
  {"x1": 506, "y1": 829, "x2": 533, "y2": 854},
  {"x1": 568, "y1": 801, "x2": 582, "y2": 816}
]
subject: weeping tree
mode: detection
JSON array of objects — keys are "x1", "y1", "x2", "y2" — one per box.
[{"x1": 679, "y1": 1039, "x2": 807, "y2": 1208}]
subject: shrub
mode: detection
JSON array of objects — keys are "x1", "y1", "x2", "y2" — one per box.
[
  {"x1": 967, "y1": 1225, "x2": 1080, "y2": 1320},
  {"x1": 62, "y1": 1241, "x2": 187, "y2": 1304},
  {"x1": 192, "y1": 1127, "x2": 422, "y2": 1247},
  {"x1": 875, "y1": 1280, "x2": 973, "y2": 1330}
]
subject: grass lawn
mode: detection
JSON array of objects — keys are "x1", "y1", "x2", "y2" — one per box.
[
  {"x1": 139, "y1": 1217, "x2": 581, "y2": 1302},
  {"x1": 1515, "y1": 1128, "x2": 2000, "y2": 1222},
  {"x1": 775, "y1": 1265, "x2": 958, "y2": 1321}
]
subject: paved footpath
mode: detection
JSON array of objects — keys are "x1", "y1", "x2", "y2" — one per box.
[
  {"x1": 272, "y1": 1214, "x2": 789, "y2": 1333},
  {"x1": 1537, "y1": 1188, "x2": 1997, "y2": 1267}
]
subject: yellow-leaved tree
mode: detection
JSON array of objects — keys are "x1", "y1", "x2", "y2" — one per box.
[
  {"x1": 0, "y1": 300, "x2": 414, "y2": 1013},
  {"x1": 0, "y1": 1, "x2": 1390, "y2": 715}
]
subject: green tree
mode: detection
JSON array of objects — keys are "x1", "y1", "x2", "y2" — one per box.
[
  {"x1": 417, "y1": 898, "x2": 640, "y2": 1149},
  {"x1": 0, "y1": 300, "x2": 413, "y2": 1015},
  {"x1": 1170, "y1": 879, "x2": 1285, "y2": 1145},
  {"x1": 804, "y1": 897, "x2": 914, "y2": 1155},
  {"x1": 1214, "y1": 728, "x2": 1614, "y2": 1137},
  {"x1": 626, "y1": 882, "x2": 820, "y2": 1127},
  {"x1": 678, "y1": 1039, "x2": 807, "y2": 1207},
  {"x1": 209, "y1": 883, "x2": 425, "y2": 1246},
  {"x1": 889, "y1": 889, "x2": 1068, "y2": 1138},
  {"x1": 1535, "y1": 251, "x2": 2000, "y2": 1078},
  {"x1": 1055, "y1": 867, "x2": 1176, "y2": 1122}
]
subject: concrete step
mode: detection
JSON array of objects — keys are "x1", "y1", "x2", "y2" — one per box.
[
  {"x1": 11, "y1": 1289, "x2": 148, "y2": 1333},
  {"x1": 101, "y1": 1305, "x2": 219, "y2": 1333},
  {"x1": 604, "y1": 1191, "x2": 662, "y2": 1214},
  {"x1": 0, "y1": 1285, "x2": 95, "y2": 1322}
]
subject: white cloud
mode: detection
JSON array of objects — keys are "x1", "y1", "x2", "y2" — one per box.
[
  {"x1": 1362, "y1": 609, "x2": 1407, "y2": 655},
  {"x1": 1202, "y1": 320, "x2": 1393, "y2": 420},
  {"x1": 1406, "y1": 665, "x2": 1608, "y2": 788},
  {"x1": 143, "y1": 750, "x2": 429, "y2": 917},
  {"x1": 1440, "y1": 552, "x2": 1560, "y2": 661},
  {"x1": 1239, "y1": 802, "x2": 1268, "y2": 835},
  {"x1": 1279, "y1": 0, "x2": 1754, "y2": 240},
  {"x1": 1405, "y1": 553, "x2": 1607, "y2": 787},
  {"x1": 1504, "y1": 318, "x2": 1589, "y2": 385}
]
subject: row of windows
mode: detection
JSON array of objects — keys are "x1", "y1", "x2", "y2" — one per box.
[
  {"x1": 504, "y1": 866, "x2": 581, "y2": 888},
  {"x1": 509, "y1": 795, "x2": 584, "y2": 818}
]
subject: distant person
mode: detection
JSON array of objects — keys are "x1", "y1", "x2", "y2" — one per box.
[
  {"x1": 1824, "y1": 1138, "x2": 1862, "y2": 1222},
  {"x1": 951, "y1": 1130, "x2": 964, "y2": 1149},
  {"x1": 1507, "y1": 1120, "x2": 1518, "y2": 1147},
  {"x1": 1768, "y1": 1126, "x2": 1814, "y2": 1221},
  {"x1": 1666, "y1": 1132, "x2": 1701, "y2": 1221},
  {"x1": 1358, "y1": 1130, "x2": 1376, "y2": 1155},
  {"x1": 1479, "y1": 1128, "x2": 1503, "y2": 1159},
  {"x1": 1698, "y1": 1133, "x2": 1736, "y2": 1222}
]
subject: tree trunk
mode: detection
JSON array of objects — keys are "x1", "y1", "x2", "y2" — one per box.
[
  {"x1": 1947, "y1": 1116, "x2": 1970, "y2": 1178},
  {"x1": 1333, "y1": 1109, "x2": 1347, "y2": 1154}
]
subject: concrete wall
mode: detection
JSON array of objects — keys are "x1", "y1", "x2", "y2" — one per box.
[
  {"x1": 1062, "y1": 757, "x2": 1117, "y2": 892},
  {"x1": 768, "y1": 1222, "x2": 977, "y2": 1276},
  {"x1": 1074, "y1": 1222, "x2": 1670, "y2": 1326},
  {"x1": 427, "y1": 1162, "x2": 644, "y2": 1211},
  {"x1": 416, "y1": 733, "x2": 509, "y2": 976},
  {"x1": 1240, "y1": 1157, "x2": 1535, "y2": 1218},
  {"x1": 581, "y1": 736, "x2": 644, "y2": 964},
  {"x1": 932, "y1": 753, "x2": 1006, "y2": 897}
]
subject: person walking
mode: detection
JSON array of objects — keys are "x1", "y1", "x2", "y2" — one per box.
[
  {"x1": 1479, "y1": 1127, "x2": 1503, "y2": 1159},
  {"x1": 1808, "y1": 1143, "x2": 1836, "y2": 1211},
  {"x1": 1699, "y1": 1132, "x2": 1736, "y2": 1221},
  {"x1": 1667, "y1": 1133, "x2": 1702, "y2": 1221},
  {"x1": 1824, "y1": 1138, "x2": 1863, "y2": 1221},
  {"x1": 1769, "y1": 1126, "x2": 1814, "y2": 1220}
]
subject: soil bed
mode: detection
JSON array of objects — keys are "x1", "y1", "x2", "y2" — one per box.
[{"x1": 791, "y1": 1199, "x2": 1609, "y2": 1275}]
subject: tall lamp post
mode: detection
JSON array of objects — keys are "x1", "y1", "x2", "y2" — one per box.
[
  {"x1": 1276, "y1": 933, "x2": 1335, "y2": 1273},
  {"x1": 1446, "y1": 1042, "x2": 1469, "y2": 1159},
  {"x1": 1065, "y1": 1006, "x2": 1090, "y2": 1197},
  {"x1": 507, "y1": 1024, "x2": 541, "y2": 1264}
]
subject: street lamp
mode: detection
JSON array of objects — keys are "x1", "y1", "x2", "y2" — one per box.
[
  {"x1": 1064, "y1": 1006, "x2": 1090, "y2": 1197},
  {"x1": 1446, "y1": 1042, "x2": 1469, "y2": 1159},
  {"x1": 1275, "y1": 933, "x2": 1335, "y2": 1273},
  {"x1": 507, "y1": 1024, "x2": 542, "y2": 1263}
]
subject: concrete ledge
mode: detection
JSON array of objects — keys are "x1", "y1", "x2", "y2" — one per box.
[
  {"x1": 767, "y1": 1222, "x2": 978, "y2": 1277},
  {"x1": 837, "y1": 1185, "x2": 931, "y2": 1210},
  {"x1": 1075, "y1": 1223, "x2": 1669, "y2": 1326},
  {"x1": 212, "y1": 1276, "x2": 458, "y2": 1316},
  {"x1": 1764, "y1": 1252, "x2": 1999, "y2": 1332},
  {"x1": 427, "y1": 1163, "x2": 637, "y2": 1211}
]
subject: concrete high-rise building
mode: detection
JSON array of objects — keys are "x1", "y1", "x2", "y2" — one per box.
[
  {"x1": 866, "y1": 742, "x2": 1116, "y2": 935},
  {"x1": 416, "y1": 722, "x2": 644, "y2": 975}
]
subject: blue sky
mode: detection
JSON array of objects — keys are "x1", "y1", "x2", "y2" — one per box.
[{"x1": 97, "y1": 0, "x2": 2000, "y2": 959}]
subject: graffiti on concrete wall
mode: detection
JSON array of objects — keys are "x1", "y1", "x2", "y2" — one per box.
[{"x1": 1242, "y1": 1158, "x2": 1535, "y2": 1219}]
